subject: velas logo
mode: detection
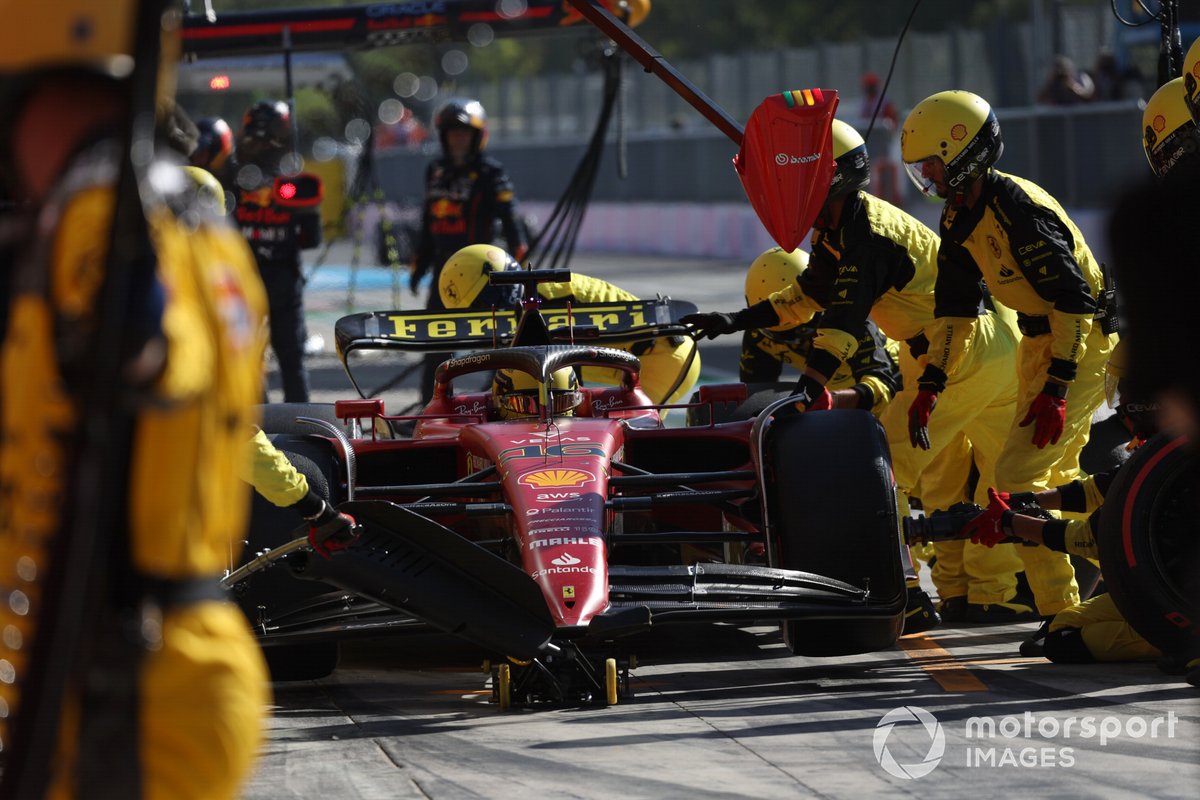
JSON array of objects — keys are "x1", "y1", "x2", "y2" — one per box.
[{"x1": 873, "y1": 706, "x2": 945, "y2": 779}]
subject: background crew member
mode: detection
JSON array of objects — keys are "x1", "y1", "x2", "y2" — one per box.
[
  {"x1": 412, "y1": 98, "x2": 529, "y2": 399},
  {"x1": 234, "y1": 99, "x2": 322, "y2": 403}
]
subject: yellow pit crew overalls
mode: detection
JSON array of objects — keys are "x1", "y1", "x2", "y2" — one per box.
[
  {"x1": 538, "y1": 273, "x2": 700, "y2": 405},
  {"x1": 0, "y1": 146, "x2": 270, "y2": 800},
  {"x1": 765, "y1": 191, "x2": 1022, "y2": 603},
  {"x1": 926, "y1": 170, "x2": 1117, "y2": 615}
]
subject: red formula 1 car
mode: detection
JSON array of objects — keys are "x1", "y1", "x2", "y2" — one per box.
[{"x1": 228, "y1": 269, "x2": 906, "y2": 706}]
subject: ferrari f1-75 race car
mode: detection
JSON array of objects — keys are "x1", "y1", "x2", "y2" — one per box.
[{"x1": 227, "y1": 268, "x2": 910, "y2": 706}]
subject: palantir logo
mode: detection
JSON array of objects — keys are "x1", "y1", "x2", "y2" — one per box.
[{"x1": 873, "y1": 706, "x2": 945, "y2": 779}]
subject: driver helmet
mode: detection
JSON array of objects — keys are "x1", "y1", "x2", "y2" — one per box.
[
  {"x1": 434, "y1": 97, "x2": 488, "y2": 157},
  {"x1": 1142, "y1": 78, "x2": 1200, "y2": 179},
  {"x1": 901, "y1": 90, "x2": 1003, "y2": 203},
  {"x1": 238, "y1": 99, "x2": 291, "y2": 171},
  {"x1": 438, "y1": 244, "x2": 521, "y2": 309},
  {"x1": 744, "y1": 247, "x2": 818, "y2": 342},
  {"x1": 491, "y1": 367, "x2": 582, "y2": 420},
  {"x1": 1184, "y1": 36, "x2": 1200, "y2": 124},
  {"x1": 193, "y1": 116, "x2": 234, "y2": 171},
  {"x1": 1104, "y1": 340, "x2": 1159, "y2": 441},
  {"x1": 827, "y1": 118, "x2": 871, "y2": 200}
]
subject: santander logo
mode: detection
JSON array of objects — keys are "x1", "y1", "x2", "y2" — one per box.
[{"x1": 551, "y1": 553, "x2": 582, "y2": 566}]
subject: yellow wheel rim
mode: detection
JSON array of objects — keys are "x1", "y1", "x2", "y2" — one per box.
[
  {"x1": 604, "y1": 658, "x2": 619, "y2": 706},
  {"x1": 497, "y1": 663, "x2": 511, "y2": 710}
]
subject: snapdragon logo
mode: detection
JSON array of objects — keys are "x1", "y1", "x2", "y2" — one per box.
[{"x1": 873, "y1": 706, "x2": 945, "y2": 779}]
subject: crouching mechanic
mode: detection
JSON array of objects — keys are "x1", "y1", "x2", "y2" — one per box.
[
  {"x1": 739, "y1": 246, "x2": 901, "y2": 414},
  {"x1": 682, "y1": 119, "x2": 1030, "y2": 633},
  {"x1": 439, "y1": 243, "x2": 701, "y2": 405},
  {"x1": 962, "y1": 342, "x2": 1177, "y2": 670},
  {"x1": 0, "y1": 16, "x2": 270, "y2": 797}
]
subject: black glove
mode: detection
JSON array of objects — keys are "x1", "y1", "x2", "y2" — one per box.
[
  {"x1": 681, "y1": 312, "x2": 739, "y2": 340},
  {"x1": 682, "y1": 302, "x2": 779, "y2": 340}
]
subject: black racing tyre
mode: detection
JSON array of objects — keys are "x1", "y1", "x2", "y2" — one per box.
[
  {"x1": 237, "y1": 434, "x2": 345, "y2": 681},
  {"x1": 1097, "y1": 433, "x2": 1200, "y2": 660},
  {"x1": 686, "y1": 382, "x2": 794, "y2": 426},
  {"x1": 257, "y1": 402, "x2": 343, "y2": 436},
  {"x1": 765, "y1": 410, "x2": 905, "y2": 656},
  {"x1": 263, "y1": 641, "x2": 340, "y2": 682}
]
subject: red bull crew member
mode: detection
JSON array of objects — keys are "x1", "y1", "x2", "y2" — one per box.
[
  {"x1": 682, "y1": 120, "x2": 1028, "y2": 629},
  {"x1": 900, "y1": 91, "x2": 1118, "y2": 623},
  {"x1": 438, "y1": 244, "x2": 700, "y2": 405},
  {"x1": 412, "y1": 98, "x2": 529, "y2": 398}
]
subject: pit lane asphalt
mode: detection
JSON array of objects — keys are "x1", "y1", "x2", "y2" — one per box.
[
  {"x1": 243, "y1": 622, "x2": 1198, "y2": 799},
  {"x1": 244, "y1": 248, "x2": 1199, "y2": 798}
]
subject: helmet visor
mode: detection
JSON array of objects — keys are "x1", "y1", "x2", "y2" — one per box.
[
  {"x1": 496, "y1": 388, "x2": 582, "y2": 418},
  {"x1": 903, "y1": 156, "x2": 945, "y2": 199}
]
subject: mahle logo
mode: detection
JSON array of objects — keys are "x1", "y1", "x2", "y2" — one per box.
[{"x1": 873, "y1": 706, "x2": 945, "y2": 779}]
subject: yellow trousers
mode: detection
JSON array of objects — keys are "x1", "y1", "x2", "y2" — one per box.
[{"x1": 1050, "y1": 592, "x2": 1161, "y2": 662}]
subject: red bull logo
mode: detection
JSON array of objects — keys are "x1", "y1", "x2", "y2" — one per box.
[{"x1": 430, "y1": 198, "x2": 462, "y2": 219}]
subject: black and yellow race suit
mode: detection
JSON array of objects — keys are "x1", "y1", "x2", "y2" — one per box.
[
  {"x1": 412, "y1": 153, "x2": 528, "y2": 287},
  {"x1": 0, "y1": 145, "x2": 269, "y2": 799},
  {"x1": 537, "y1": 272, "x2": 700, "y2": 405},
  {"x1": 760, "y1": 191, "x2": 1027, "y2": 607},
  {"x1": 738, "y1": 320, "x2": 900, "y2": 415},
  {"x1": 924, "y1": 170, "x2": 1118, "y2": 615}
]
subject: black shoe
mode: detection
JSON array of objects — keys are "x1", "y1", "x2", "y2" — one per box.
[
  {"x1": 937, "y1": 596, "x2": 968, "y2": 624},
  {"x1": 903, "y1": 588, "x2": 942, "y2": 635},
  {"x1": 966, "y1": 601, "x2": 1038, "y2": 625},
  {"x1": 1019, "y1": 618, "x2": 1054, "y2": 657}
]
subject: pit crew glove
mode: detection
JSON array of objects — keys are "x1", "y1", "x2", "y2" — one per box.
[
  {"x1": 907, "y1": 390, "x2": 939, "y2": 450},
  {"x1": 789, "y1": 372, "x2": 832, "y2": 413},
  {"x1": 1019, "y1": 381, "x2": 1068, "y2": 448},
  {"x1": 963, "y1": 488, "x2": 1015, "y2": 547},
  {"x1": 292, "y1": 491, "x2": 360, "y2": 559},
  {"x1": 681, "y1": 301, "x2": 779, "y2": 341}
]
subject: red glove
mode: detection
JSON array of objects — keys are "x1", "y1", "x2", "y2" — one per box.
[
  {"x1": 963, "y1": 488, "x2": 1013, "y2": 547},
  {"x1": 907, "y1": 390, "x2": 938, "y2": 450},
  {"x1": 306, "y1": 503, "x2": 360, "y2": 560},
  {"x1": 1019, "y1": 382, "x2": 1068, "y2": 448}
]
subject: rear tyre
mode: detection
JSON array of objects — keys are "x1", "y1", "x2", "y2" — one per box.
[
  {"x1": 765, "y1": 410, "x2": 905, "y2": 655},
  {"x1": 257, "y1": 402, "x2": 343, "y2": 436},
  {"x1": 263, "y1": 641, "x2": 340, "y2": 682},
  {"x1": 1098, "y1": 434, "x2": 1200, "y2": 660}
]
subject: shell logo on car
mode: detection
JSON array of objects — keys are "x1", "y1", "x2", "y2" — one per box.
[{"x1": 519, "y1": 469, "x2": 595, "y2": 488}]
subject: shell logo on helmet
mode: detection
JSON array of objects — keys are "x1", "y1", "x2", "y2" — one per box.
[{"x1": 951, "y1": 124, "x2": 967, "y2": 141}]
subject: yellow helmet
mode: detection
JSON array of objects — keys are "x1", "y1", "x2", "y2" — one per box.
[
  {"x1": 491, "y1": 367, "x2": 581, "y2": 420},
  {"x1": 438, "y1": 244, "x2": 520, "y2": 309},
  {"x1": 828, "y1": 119, "x2": 870, "y2": 198},
  {"x1": 181, "y1": 165, "x2": 227, "y2": 214},
  {"x1": 744, "y1": 247, "x2": 810, "y2": 329},
  {"x1": 1142, "y1": 78, "x2": 1200, "y2": 178},
  {"x1": 901, "y1": 90, "x2": 1003, "y2": 200},
  {"x1": 1185, "y1": 37, "x2": 1200, "y2": 124}
]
